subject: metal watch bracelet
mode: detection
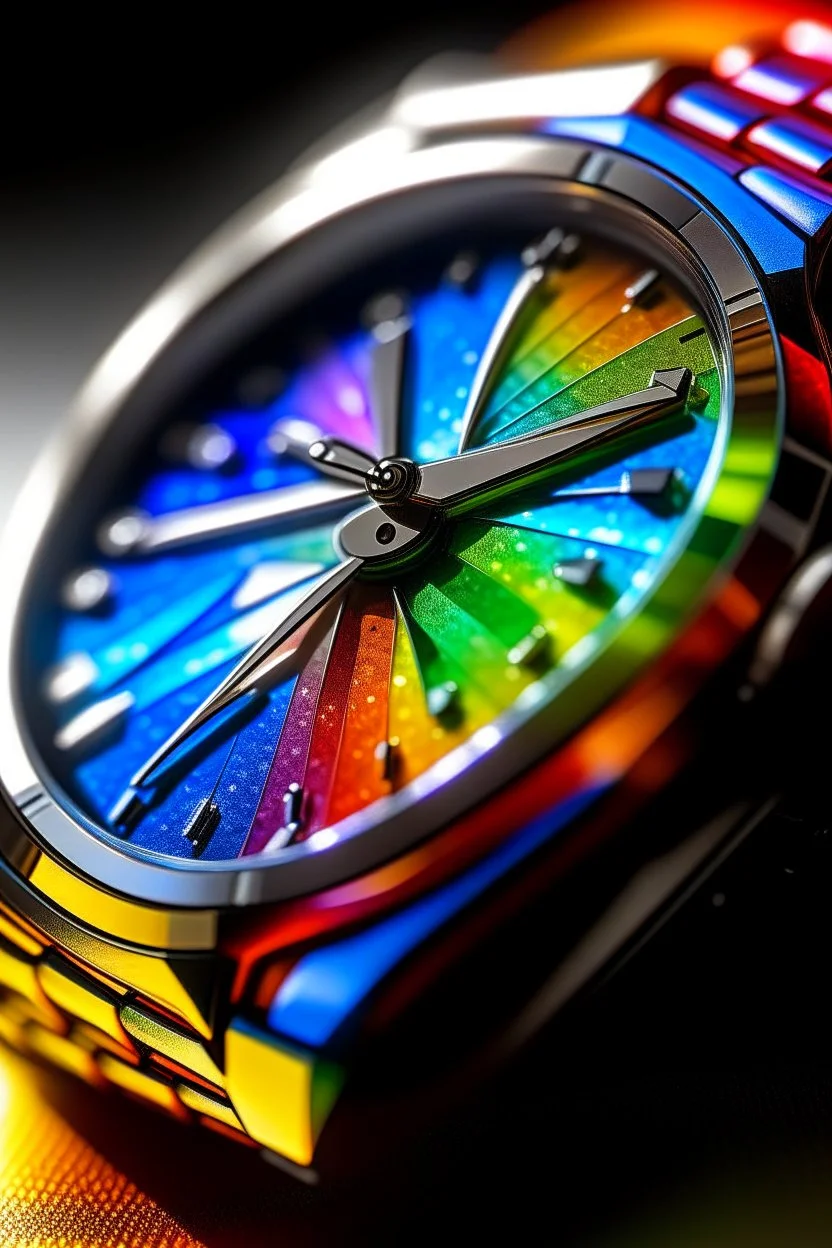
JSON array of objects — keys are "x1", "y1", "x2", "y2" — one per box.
[{"x1": 2, "y1": 11, "x2": 832, "y2": 1179}]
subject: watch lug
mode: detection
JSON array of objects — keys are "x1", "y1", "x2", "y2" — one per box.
[{"x1": 0, "y1": 854, "x2": 220, "y2": 1037}]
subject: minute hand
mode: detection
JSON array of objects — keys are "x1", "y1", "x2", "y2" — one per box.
[
  {"x1": 126, "y1": 557, "x2": 362, "y2": 794},
  {"x1": 413, "y1": 368, "x2": 692, "y2": 513}
]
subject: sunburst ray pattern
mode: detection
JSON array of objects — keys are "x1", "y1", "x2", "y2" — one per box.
[{"x1": 35, "y1": 231, "x2": 725, "y2": 862}]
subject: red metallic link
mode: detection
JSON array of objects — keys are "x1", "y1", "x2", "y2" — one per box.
[
  {"x1": 784, "y1": 18, "x2": 832, "y2": 63},
  {"x1": 733, "y1": 52, "x2": 830, "y2": 104},
  {"x1": 814, "y1": 86, "x2": 832, "y2": 116},
  {"x1": 781, "y1": 337, "x2": 832, "y2": 455},
  {"x1": 745, "y1": 114, "x2": 832, "y2": 174},
  {"x1": 664, "y1": 22, "x2": 832, "y2": 188}
]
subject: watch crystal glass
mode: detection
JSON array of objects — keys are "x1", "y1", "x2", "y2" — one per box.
[{"x1": 20, "y1": 200, "x2": 727, "y2": 867}]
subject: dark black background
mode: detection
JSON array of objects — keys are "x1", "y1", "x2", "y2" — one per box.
[
  {"x1": 4, "y1": 5, "x2": 832, "y2": 1243},
  {"x1": 1, "y1": 8, "x2": 542, "y2": 187}
]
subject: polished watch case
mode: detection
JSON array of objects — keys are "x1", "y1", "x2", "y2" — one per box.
[{"x1": 0, "y1": 55, "x2": 830, "y2": 1177}]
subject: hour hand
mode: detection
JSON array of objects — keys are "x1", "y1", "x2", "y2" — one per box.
[
  {"x1": 413, "y1": 368, "x2": 692, "y2": 513},
  {"x1": 102, "y1": 480, "x2": 364, "y2": 557}
]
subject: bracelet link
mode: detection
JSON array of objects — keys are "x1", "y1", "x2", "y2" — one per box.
[{"x1": 663, "y1": 21, "x2": 832, "y2": 190}]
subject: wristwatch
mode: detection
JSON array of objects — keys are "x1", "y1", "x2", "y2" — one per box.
[{"x1": 2, "y1": 3, "x2": 832, "y2": 1185}]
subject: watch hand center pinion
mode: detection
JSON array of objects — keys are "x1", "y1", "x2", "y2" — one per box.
[{"x1": 110, "y1": 364, "x2": 690, "y2": 836}]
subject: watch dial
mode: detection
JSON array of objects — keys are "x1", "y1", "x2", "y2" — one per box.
[{"x1": 25, "y1": 218, "x2": 726, "y2": 865}]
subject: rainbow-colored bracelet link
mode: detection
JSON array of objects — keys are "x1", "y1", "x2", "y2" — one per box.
[{"x1": 665, "y1": 18, "x2": 832, "y2": 226}]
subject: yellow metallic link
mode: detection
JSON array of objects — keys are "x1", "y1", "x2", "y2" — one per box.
[
  {"x1": 29, "y1": 856, "x2": 217, "y2": 950},
  {"x1": 0, "y1": 992, "x2": 42, "y2": 1028},
  {"x1": 0, "y1": 937, "x2": 64, "y2": 1030},
  {"x1": 38, "y1": 954, "x2": 130, "y2": 1049},
  {"x1": 73, "y1": 1020, "x2": 138, "y2": 1061},
  {"x1": 0, "y1": 937, "x2": 40, "y2": 1000},
  {"x1": 94, "y1": 948, "x2": 214, "y2": 1039},
  {"x1": 120, "y1": 1002, "x2": 224, "y2": 1088},
  {"x1": 225, "y1": 1020, "x2": 343, "y2": 1167},
  {"x1": 0, "y1": 907, "x2": 43, "y2": 956},
  {"x1": 4, "y1": 884, "x2": 216, "y2": 1037},
  {"x1": 175, "y1": 1082, "x2": 245, "y2": 1132},
  {"x1": 0, "y1": 1004, "x2": 27, "y2": 1052},
  {"x1": 25, "y1": 1021, "x2": 103, "y2": 1085},
  {"x1": 98, "y1": 1052, "x2": 182, "y2": 1114}
]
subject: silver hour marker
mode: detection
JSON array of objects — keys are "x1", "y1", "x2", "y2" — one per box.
[
  {"x1": 109, "y1": 786, "x2": 147, "y2": 834},
  {"x1": 554, "y1": 555, "x2": 603, "y2": 588},
  {"x1": 623, "y1": 467, "x2": 679, "y2": 494},
  {"x1": 232, "y1": 561, "x2": 325, "y2": 611},
  {"x1": 162, "y1": 423, "x2": 238, "y2": 472},
  {"x1": 427, "y1": 681, "x2": 460, "y2": 719},
  {"x1": 54, "y1": 689, "x2": 134, "y2": 753},
  {"x1": 507, "y1": 624, "x2": 551, "y2": 669},
  {"x1": 282, "y1": 782, "x2": 304, "y2": 839},
  {"x1": 622, "y1": 268, "x2": 661, "y2": 312},
  {"x1": 253, "y1": 784, "x2": 301, "y2": 851},
  {"x1": 521, "y1": 228, "x2": 581, "y2": 269},
  {"x1": 445, "y1": 251, "x2": 480, "y2": 291},
  {"x1": 97, "y1": 509, "x2": 151, "y2": 557},
  {"x1": 43, "y1": 652, "x2": 99, "y2": 704},
  {"x1": 623, "y1": 468, "x2": 689, "y2": 513},
  {"x1": 182, "y1": 798, "x2": 220, "y2": 857},
  {"x1": 263, "y1": 824, "x2": 296, "y2": 853},
  {"x1": 362, "y1": 291, "x2": 407, "y2": 332},
  {"x1": 555, "y1": 467, "x2": 688, "y2": 511},
  {"x1": 61, "y1": 566, "x2": 114, "y2": 614},
  {"x1": 374, "y1": 739, "x2": 399, "y2": 782},
  {"x1": 267, "y1": 417, "x2": 324, "y2": 459}
]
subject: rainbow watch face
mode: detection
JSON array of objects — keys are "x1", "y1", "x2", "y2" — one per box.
[{"x1": 21, "y1": 210, "x2": 730, "y2": 868}]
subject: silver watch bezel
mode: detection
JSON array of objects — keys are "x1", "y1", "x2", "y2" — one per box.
[{"x1": 0, "y1": 131, "x2": 788, "y2": 912}]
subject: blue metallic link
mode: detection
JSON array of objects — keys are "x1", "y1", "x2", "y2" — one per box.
[
  {"x1": 733, "y1": 54, "x2": 830, "y2": 107},
  {"x1": 544, "y1": 115, "x2": 808, "y2": 264},
  {"x1": 747, "y1": 115, "x2": 832, "y2": 174},
  {"x1": 267, "y1": 787, "x2": 601, "y2": 1048},
  {"x1": 739, "y1": 166, "x2": 832, "y2": 235},
  {"x1": 665, "y1": 81, "x2": 767, "y2": 142}
]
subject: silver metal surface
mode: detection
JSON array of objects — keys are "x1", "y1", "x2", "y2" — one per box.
[
  {"x1": 127, "y1": 556, "x2": 363, "y2": 791},
  {"x1": 554, "y1": 556, "x2": 603, "y2": 588},
  {"x1": 60, "y1": 566, "x2": 114, "y2": 613},
  {"x1": 135, "y1": 479, "x2": 364, "y2": 554},
  {"x1": 308, "y1": 439, "x2": 379, "y2": 484},
  {"x1": 622, "y1": 268, "x2": 660, "y2": 310},
  {"x1": 389, "y1": 60, "x2": 669, "y2": 134},
  {"x1": 416, "y1": 369, "x2": 691, "y2": 511},
  {"x1": 43, "y1": 652, "x2": 98, "y2": 705},
  {"x1": 231, "y1": 560, "x2": 325, "y2": 611},
  {"x1": 369, "y1": 321, "x2": 409, "y2": 457},
  {"x1": 336, "y1": 503, "x2": 430, "y2": 560},
  {"x1": 457, "y1": 261, "x2": 544, "y2": 451},
  {"x1": 0, "y1": 128, "x2": 788, "y2": 912},
  {"x1": 54, "y1": 690, "x2": 135, "y2": 754}
]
